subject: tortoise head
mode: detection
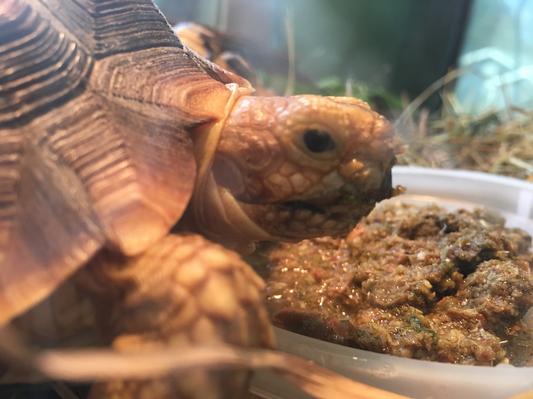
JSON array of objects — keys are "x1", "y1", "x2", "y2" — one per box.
[{"x1": 191, "y1": 93, "x2": 395, "y2": 246}]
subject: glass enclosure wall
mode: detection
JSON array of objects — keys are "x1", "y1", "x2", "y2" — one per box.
[{"x1": 456, "y1": 0, "x2": 533, "y2": 114}]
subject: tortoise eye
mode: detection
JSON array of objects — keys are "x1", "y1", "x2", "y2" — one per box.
[{"x1": 303, "y1": 129, "x2": 336, "y2": 153}]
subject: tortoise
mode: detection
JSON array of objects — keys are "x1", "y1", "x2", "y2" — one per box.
[
  {"x1": 0, "y1": 0, "x2": 395, "y2": 397},
  {"x1": 173, "y1": 22, "x2": 260, "y2": 87},
  {"x1": 173, "y1": 22, "x2": 300, "y2": 96}
]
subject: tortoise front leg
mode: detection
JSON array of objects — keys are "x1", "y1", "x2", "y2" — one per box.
[{"x1": 83, "y1": 234, "x2": 275, "y2": 399}]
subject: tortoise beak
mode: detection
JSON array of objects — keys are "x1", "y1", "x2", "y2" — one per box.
[
  {"x1": 375, "y1": 163, "x2": 394, "y2": 200},
  {"x1": 340, "y1": 111, "x2": 396, "y2": 202}
]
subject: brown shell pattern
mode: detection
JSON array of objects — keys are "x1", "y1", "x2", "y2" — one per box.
[{"x1": 0, "y1": 0, "x2": 234, "y2": 324}]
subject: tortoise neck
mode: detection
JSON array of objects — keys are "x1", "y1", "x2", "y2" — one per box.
[
  {"x1": 188, "y1": 85, "x2": 269, "y2": 251},
  {"x1": 185, "y1": 171, "x2": 272, "y2": 253}
]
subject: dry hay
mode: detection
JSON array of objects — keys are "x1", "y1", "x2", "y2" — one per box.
[{"x1": 395, "y1": 71, "x2": 533, "y2": 182}]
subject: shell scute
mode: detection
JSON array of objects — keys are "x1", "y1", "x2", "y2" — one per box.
[{"x1": 0, "y1": 0, "x2": 233, "y2": 323}]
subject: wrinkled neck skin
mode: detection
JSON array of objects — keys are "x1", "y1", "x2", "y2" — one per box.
[{"x1": 188, "y1": 85, "x2": 273, "y2": 252}]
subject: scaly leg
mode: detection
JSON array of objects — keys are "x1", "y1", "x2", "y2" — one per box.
[{"x1": 82, "y1": 234, "x2": 274, "y2": 399}]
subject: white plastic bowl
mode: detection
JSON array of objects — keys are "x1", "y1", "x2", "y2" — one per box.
[{"x1": 251, "y1": 166, "x2": 533, "y2": 399}]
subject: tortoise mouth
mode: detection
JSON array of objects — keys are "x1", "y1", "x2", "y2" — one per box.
[
  {"x1": 210, "y1": 156, "x2": 395, "y2": 241},
  {"x1": 280, "y1": 171, "x2": 393, "y2": 217},
  {"x1": 288, "y1": 167, "x2": 394, "y2": 238},
  {"x1": 283, "y1": 200, "x2": 325, "y2": 214},
  {"x1": 236, "y1": 180, "x2": 393, "y2": 240}
]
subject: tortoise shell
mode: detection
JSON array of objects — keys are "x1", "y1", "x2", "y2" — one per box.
[{"x1": 0, "y1": 0, "x2": 247, "y2": 324}]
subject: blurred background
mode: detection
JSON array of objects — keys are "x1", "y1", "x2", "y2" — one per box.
[
  {"x1": 160, "y1": 0, "x2": 470, "y2": 107},
  {"x1": 159, "y1": 0, "x2": 533, "y2": 181}
]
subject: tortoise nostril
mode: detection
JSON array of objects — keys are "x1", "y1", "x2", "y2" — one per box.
[
  {"x1": 339, "y1": 158, "x2": 365, "y2": 180},
  {"x1": 303, "y1": 130, "x2": 335, "y2": 153}
]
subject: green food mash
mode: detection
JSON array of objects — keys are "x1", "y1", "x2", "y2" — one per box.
[{"x1": 259, "y1": 202, "x2": 533, "y2": 366}]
